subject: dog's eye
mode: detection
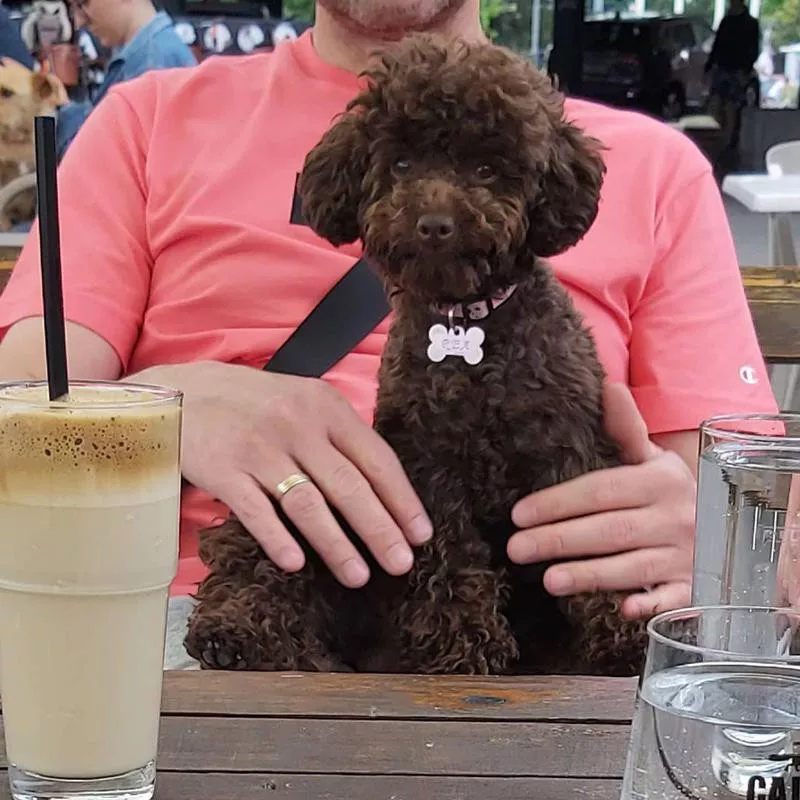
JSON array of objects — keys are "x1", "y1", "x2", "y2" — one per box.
[
  {"x1": 393, "y1": 159, "x2": 411, "y2": 174},
  {"x1": 475, "y1": 165, "x2": 494, "y2": 181},
  {"x1": 0, "y1": 87, "x2": 14, "y2": 99}
]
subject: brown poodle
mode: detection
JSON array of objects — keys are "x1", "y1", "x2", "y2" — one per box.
[{"x1": 184, "y1": 35, "x2": 648, "y2": 676}]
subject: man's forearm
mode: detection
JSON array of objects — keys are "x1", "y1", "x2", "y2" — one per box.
[{"x1": 0, "y1": 319, "x2": 123, "y2": 383}]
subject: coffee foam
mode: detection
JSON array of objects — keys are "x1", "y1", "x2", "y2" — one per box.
[{"x1": 0, "y1": 385, "x2": 181, "y2": 506}]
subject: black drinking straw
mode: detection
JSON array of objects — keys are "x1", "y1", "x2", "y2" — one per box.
[{"x1": 34, "y1": 115, "x2": 68, "y2": 401}]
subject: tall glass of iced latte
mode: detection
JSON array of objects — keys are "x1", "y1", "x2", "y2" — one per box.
[{"x1": 0, "y1": 381, "x2": 182, "y2": 800}]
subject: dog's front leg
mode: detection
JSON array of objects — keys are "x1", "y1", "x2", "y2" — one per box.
[
  {"x1": 185, "y1": 565, "x2": 351, "y2": 672},
  {"x1": 184, "y1": 519, "x2": 348, "y2": 672},
  {"x1": 385, "y1": 518, "x2": 519, "y2": 676},
  {"x1": 561, "y1": 591, "x2": 648, "y2": 676}
]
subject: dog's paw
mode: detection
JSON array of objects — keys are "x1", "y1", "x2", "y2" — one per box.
[
  {"x1": 184, "y1": 619, "x2": 253, "y2": 671},
  {"x1": 199, "y1": 635, "x2": 248, "y2": 671},
  {"x1": 561, "y1": 592, "x2": 647, "y2": 676},
  {"x1": 476, "y1": 633, "x2": 520, "y2": 675}
]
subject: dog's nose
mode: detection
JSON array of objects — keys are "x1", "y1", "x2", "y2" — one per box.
[{"x1": 416, "y1": 214, "x2": 455, "y2": 242}]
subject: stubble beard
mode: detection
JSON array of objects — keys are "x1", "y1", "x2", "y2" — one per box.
[{"x1": 316, "y1": 0, "x2": 468, "y2": 37}]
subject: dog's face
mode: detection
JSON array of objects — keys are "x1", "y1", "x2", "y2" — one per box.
[
  {"x1": 299, "y1": 35, "x2": 606, "y2": 303},
  {"x1": 0, "y1": 59, "x2": 65, "y2": 148}
]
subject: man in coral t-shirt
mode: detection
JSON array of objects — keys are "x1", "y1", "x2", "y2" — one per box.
[{"x1": 0, "y1": 1, "x2": 776, "y2": 643}]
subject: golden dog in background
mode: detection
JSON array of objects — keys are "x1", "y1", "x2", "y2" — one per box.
[{"x1": 0, "y1": 57, "x2": 66, "y2": 231}]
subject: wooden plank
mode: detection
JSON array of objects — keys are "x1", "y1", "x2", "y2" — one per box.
[
  {"x1": 742, "y1": 268, "x2": 800, "y2": 289},
  {"x1": 0, "y1": 773, "x2": 622, "y2": 800},
  {"x1": 160, "y1": 672, "x2": 637, "y2": 722},
  {"x1": 153, "y1": 717, "x2": 629, "y2": 777},
  {"x1": 0, "y1": 717, "x2": 630, "y2": 777},
  {"x1": 741, "y1": 266, "x2": 800, "y2": 362},
  {"x1": 153, "y1": 773, "x2": 622, "y2": 800},
  {"x1": 0, "y1": 261, "x2": 12, "y2": 294},
  {"x1": 0, "y1": 247, "x2": 21, "y2": 262}
]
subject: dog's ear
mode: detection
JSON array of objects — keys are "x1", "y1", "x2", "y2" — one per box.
[
  {"x1": 526, "y1": 123, "x2": 606, "y2": 259},
  {"x1": 31, "y1": 72, "x2": 67, "y2": 106},
  {"x1": 298, "y1": 111, "x2": 370, "y2": 247}
]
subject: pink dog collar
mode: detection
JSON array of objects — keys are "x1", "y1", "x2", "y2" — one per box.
[{"x1": 433, "y1": 284, "x2": 518, "y2": 321}]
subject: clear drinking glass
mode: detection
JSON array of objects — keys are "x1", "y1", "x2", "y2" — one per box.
[
  {"x1": 0, "y1": 381, "x2": 182, "y2": 800},
  {"x1": 693, "y1": 414, "x2": 800, "y2": 625},
  {"x1": 620, "y1": 606, "x2": 800, "y2": 800}
]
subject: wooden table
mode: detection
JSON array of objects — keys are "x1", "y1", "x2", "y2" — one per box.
[
  {"x1": 741, "y1": 266, "x2": 800, "y2": 364},
  {"x1": 0, "y1": 256, "x2": 16, "y2": 294},
  {"x1": 0, "y1": 673, "x2": 637, "y2": 799}
]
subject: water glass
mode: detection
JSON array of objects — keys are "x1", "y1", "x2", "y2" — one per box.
[
  {"x1": 621, "y1": 605, "x2": 800, "y2": 800},
  {"x1": 693, "y1": 415, "x2": 800, "y2": 631}
]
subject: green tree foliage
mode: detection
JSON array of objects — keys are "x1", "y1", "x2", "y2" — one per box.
[
  {"x1": 480, "y1": 0, "x2": 516, "y2": 35},
  {"x1": 283, "y1": 0, "x2": 315, "y2": 20},
  {"x1": 762, "y1": 0, "x2": 800, "y2": 47},
  {"x1": 484, "y1": 1, "x2": 533, "y2": 51}
]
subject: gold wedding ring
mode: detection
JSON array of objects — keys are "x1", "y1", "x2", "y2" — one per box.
[{"x1": 275, "y1": 473, "x2": 312, "y2": 499}]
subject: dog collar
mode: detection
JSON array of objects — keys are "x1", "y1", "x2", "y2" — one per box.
[
  {"x1": 432, "y1": 284, "x2": 518, "y2": 322},
  {"x1": 426, "y1": 285, "x2": 518, "y2": 367}
]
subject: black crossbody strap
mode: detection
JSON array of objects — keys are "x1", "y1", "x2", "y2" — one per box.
[{"x1": 264, "y1": 257, "x2": 390, "y2": 378}]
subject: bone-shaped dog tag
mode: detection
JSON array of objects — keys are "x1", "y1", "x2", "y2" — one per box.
[{"x1": 427, "y1": 324, "x2": 485, "y2": 365}]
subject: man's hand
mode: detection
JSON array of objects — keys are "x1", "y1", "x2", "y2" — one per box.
[
  {"x1": 507, "y1": 383, "x2": 696, "y2": 620},
  {"x1": 134, "y1": 361, "x2": 432, "y2": 588}
]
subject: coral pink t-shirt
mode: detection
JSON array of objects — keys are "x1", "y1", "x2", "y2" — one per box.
[{"x1": 0, "y1": 31, "x2": 776, "y2": 595}]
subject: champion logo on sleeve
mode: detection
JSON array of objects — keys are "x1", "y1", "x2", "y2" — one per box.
[{"x1": 739, "y1": 365, "x2": 760, "y2": 385}]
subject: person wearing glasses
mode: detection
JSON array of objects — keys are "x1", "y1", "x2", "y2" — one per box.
[{"x1": 56, "y1": 0, "x2": 195, "y2": 157}]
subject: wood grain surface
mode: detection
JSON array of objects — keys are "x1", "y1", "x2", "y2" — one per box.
[
  {"x1": 0, "y1": 672, "x2": 636, "y2": 800},
  {"x1": 152, "y1": 773, "x2": 623, "y2": 800},
  {"x1": 0, "y1": 260, "x2": 12, "y2": 294},
  {"x1": 159, "y1": 671, "x2": 638, "y2": 721},
  {"x1": 741, "y1": 266, "x2": 800, "y2": 362}
]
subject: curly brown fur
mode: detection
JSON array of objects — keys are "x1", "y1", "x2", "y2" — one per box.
[{"x1": 186, "y1": 35, "x2": 648, "y2": 676}]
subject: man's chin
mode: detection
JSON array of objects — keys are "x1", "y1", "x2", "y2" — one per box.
[{"x1": 317, "y1": 0, "x2": 463, "y2": 39}]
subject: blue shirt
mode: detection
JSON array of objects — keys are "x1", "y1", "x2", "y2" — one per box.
[
  {"x1": 0, "y1": 6, "x2": 34, "y2": 69},
  {"x1": 57, "y1": 11, "x2": 196, "y2": 157}
]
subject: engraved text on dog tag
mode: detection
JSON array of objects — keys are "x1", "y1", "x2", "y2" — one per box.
[{"x1": 427, "y1": 324, "x2": 485, "y2": 365}]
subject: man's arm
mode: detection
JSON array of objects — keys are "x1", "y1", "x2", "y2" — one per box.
[
  {"x1": 0, "y1": 75, "x2": 434, "y2": 588},
  {"x1": 652, "y1": 430, "x2": 699, "y2": 478},
  {"x1": 507, "y1": 133, "x2": 774, "y2": 618},
  {"x1": 0, "y1": 86, "x2": 155, "y2": 368},
  {"x1": 0, "y1": 318, "x2": 121, "y2": 381}
]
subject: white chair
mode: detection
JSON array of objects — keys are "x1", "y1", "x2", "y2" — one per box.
[
  {"x1": 765, "y1": 142, "x2": 800, "y2": 265},
  {"x1": 0, "y1": 172, "x2": 34, "y2": 247},
  {"x1": 766, "y1": 140, "x2": 800, "y2": 173},
  {"x1": 763, "y1": 142, "x2": 800, "y2": 410},
  {"x1": 0, "y1": 172, "x2": 35, "y2": 210}
]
